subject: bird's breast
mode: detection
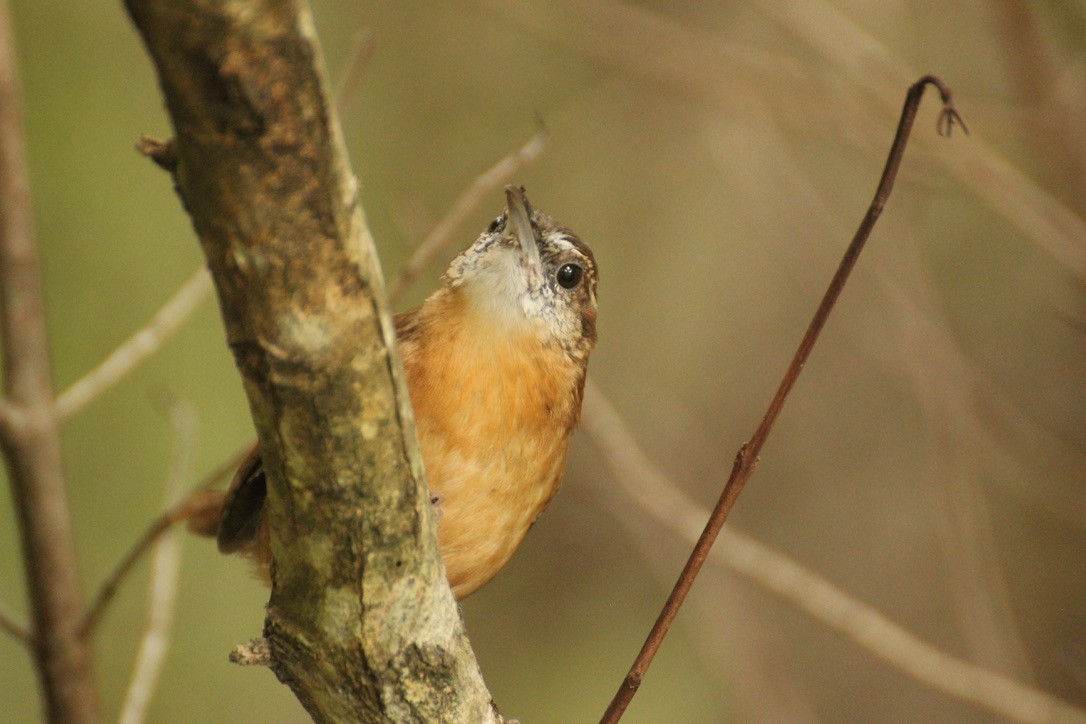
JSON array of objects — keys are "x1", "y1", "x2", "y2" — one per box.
[{"x1": 398, "y1": 291, "x2": 585, "y2": 597}]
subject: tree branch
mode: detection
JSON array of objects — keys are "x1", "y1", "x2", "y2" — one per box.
[
  {"x1": 76, "y1": 119, "x2": 550, "y2": 640},
  {"x1": 389, "y1": 125, "x2": 547, "y2": 303},
  {"x1": 117, "y1": 402, "x2": 193, "y2": 724},
  {"x1": 600, "y1": 75, "x2": 965, "y2": 722},
  {"x1": 0, "y1": 1, "x2": 100, "y2": 720},
  {"x1": 79, "y1": 441, "x2": 251, "y2": 638},
  {"x1": 0, "y1": 600, "x2": 31, "y2": 646},
  {"x1": 582, "y1": 382, "x2": 1086, "y2": 723},
  {"x1": 123, "y1": 0, "x2": 498, "y2": 720},
  {"x1": 56, "y1": 266, "x2": 212, "y2": 420}
]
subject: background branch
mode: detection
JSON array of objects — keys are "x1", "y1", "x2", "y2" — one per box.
[
  {"x1": 582, "y1": 382, "x2": 1086, "y2": 723},
  {"x1": 124, "y1": 0, "x2": 498, "y2": 719},
  {"x1": 0, "y1": 0, "x2": 99, "y2": 720},
  {"x1": 389, "y1": 126, "x2": 547, "y2": 302},
  {"x1": 4, "y1": 2, "x2": 1082, "y2": 720},
  {"x1": 0, "y1": 601, "x2": 31, "y2": 646},
  {"x1": 56, "y1": 266, "x2": 212, "y2": 420},
  {"x1": 78, "y1": 441, "x2": 251, "y2": 638},
  {"x1": 117, "y1": 401, "x2": 193, "y2": 724},
  {"x1": 600, "y1": 75, "x2": 963, "y2": 722}
]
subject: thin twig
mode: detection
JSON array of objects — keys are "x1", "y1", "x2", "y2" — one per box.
[
  {"x1": 0, "y1": 600, "x2": 31, "y2": 646},
  {"x1": 599, "y1": 76, "x2": 966, "y2": 723},
  {"x1": 117, "y1": 402, "x2": 194, "y2": 724},
  {"x1": 884, "y1": 252, "x2": 1032, "y2": 678},
  {"x1": 0, "y1": 1, "x2": 100, "y2": 719},
  {"x1": 582, "y1": 383, "x2": 1086, "y2": 723},
  {"x1": 79, "y1": 440, "x2": 251, "y2": 638},
  {"x1": 333, "y1": 26, "x2": 376, "y2": 116},
  {"x1": 56, "y1": 266, "x2": 213, "y2": 419},
  {"x1": 389, "y1": 125, "x2": 548, "y2": 303},
  {"x1": 751, "y1": 0, "x2": 1086, "y2": 281}
]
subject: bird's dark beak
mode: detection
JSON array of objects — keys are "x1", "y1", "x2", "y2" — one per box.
[{"x1": 505, "y1": 185, "x2": 543, "y2": 286}]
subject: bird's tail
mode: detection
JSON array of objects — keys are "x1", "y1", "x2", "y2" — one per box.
[{"x1": 174, "y1": 489, "x2": 227, "y2": 539}]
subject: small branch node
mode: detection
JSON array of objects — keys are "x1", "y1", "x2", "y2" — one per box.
[
  {"x1": 230, "y1": 637, "x2": 272, "y2": 667},
  {"x1": 0, "y1": 397, "x2": 19, "y2": 438},
  {"x1": 0, "y1": 602, "x2": 33, "y2": 647},
  {"x1": 135, "y1": 135, "x2": 177, "y2": 173},
  {"x1": 915, "y1": 74, "x2": 968, "y2": 137}
]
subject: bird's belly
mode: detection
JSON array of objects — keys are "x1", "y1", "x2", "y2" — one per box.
[
  {"x1": 400, "y1": 309, "x2": 584, "y2": 597},
  {"x1": 422, "y1": 425, "x2": 569, "y2": 598}
]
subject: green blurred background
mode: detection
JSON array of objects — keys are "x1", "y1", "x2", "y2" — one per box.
[{"x1": 2, "y1": 1, "x2": 1085, "y2": 721}]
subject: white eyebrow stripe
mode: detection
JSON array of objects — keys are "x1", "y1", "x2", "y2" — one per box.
[{"x1": 544, "y1": 234, "x2": 589, "y2": 260}]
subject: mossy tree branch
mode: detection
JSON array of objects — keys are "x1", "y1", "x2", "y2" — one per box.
[{"x1": 123, "y1": 1, "x2": 499, "y2": 720}]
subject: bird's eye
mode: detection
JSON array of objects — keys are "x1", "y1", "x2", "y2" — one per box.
[
  {"x1": 556, "y1": 263, "x2": 584, "y2": 289},
  {"x1": 487, "y1": 214, "x2": 505, "y2": 233}
]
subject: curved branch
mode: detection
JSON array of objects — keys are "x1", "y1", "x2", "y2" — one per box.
[
  {"x1": 124, "y1": 0, "x2": 498, "y2": 720},
  {"x1": 600, "y1": 75, "x2": 964, "y2": 722}
]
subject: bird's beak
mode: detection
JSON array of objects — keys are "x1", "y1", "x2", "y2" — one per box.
[{"x1": 505, "y1": 185, "x2": 543, "y2": 288}]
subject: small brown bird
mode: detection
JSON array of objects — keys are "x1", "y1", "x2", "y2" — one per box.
[{"x1": 189, "y1": 186, "x2": 598, "y2": 599}]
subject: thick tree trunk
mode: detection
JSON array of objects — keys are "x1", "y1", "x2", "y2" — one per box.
[{"x1": 124, "y1": 1, "x2": 500, "y2": 720}]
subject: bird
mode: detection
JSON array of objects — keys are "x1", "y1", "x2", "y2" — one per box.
[{"x1": 187, "y1": 186, "x2": 598, "y2": 600}]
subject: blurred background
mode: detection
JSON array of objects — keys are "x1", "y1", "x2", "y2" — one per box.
[{"x1": 2, "y1": 1, "x2": 1085, "y2": 721}]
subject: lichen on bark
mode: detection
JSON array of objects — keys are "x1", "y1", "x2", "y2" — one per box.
[{"x1": 124, "y1": 0, "x2": 501, "y2": 720}]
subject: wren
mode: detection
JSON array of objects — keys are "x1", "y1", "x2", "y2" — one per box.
[{"x1": 189, "y1": 186, "x2": 598, "y2": 599}]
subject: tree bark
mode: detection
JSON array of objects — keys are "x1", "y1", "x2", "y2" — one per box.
[
  {"x1": 124, "y1": 1, "x2": 499, "y2": 720},
  {"x1": 0, "y1": 0, "x2": 100, "y2": 720}
]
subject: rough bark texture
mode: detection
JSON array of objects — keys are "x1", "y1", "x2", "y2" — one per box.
[{"x1": 124, "y1": 1, "x2": 499, "y2": 720}]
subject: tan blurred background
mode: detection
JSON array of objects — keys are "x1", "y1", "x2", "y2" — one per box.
[{"x1": 2, "y1": 1, "x2": 1085, "y2": 721}]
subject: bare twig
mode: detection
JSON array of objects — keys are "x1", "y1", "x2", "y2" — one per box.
[
  {"x1": 389, "y1": 125, "x2": 547, "y2": 303},
  {"x1": 56, "y1": 266, "x2": 213, "y2": 419},
  {"x1": 747, "y1": 0, "x2": 1085, "y2": 281},
  {"x1": 79, "y1": 440, "x2": 251, "y2": 638},
  {"x1": 117, "y1": 402, "x2": 194, "y2": 724},
  {"x1": 480, "y1": 0, "x2": 1086, "y2": 284},
  {"x1": 333, "y1": 26, "x2": 376, "y2": 115},
  {"x1": 883, "y1": 254, "x2": 1032, "y2": 678},
  {"x1": 0, "y1": 600, "x2": 31, "y2": 646},
  {"x1": 582, "y1": 383, "x2": 1086, "y2": 723},
  {"x1": 0, "y1": 1, "x2": 100, "y2": 719},
  {"x1": 599, "y1": 76, "x2": 965, "y2": 722}
]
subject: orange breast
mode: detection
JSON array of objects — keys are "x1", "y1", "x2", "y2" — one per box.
[{"x1": 398, "y1": 288, "x2": 583, "y2": 598}]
